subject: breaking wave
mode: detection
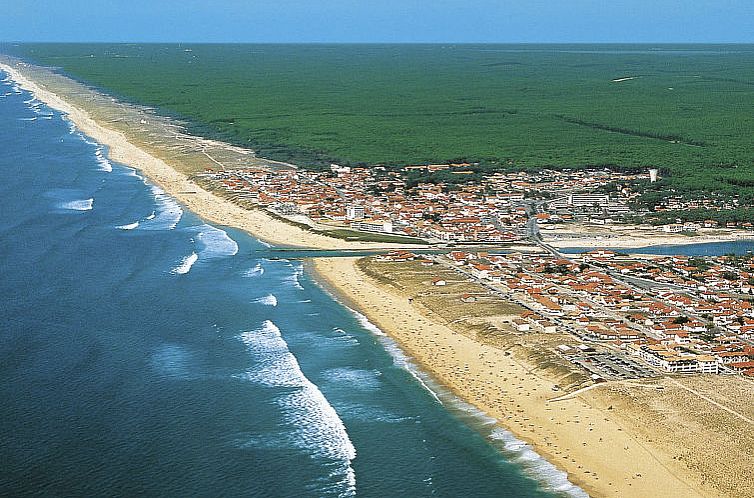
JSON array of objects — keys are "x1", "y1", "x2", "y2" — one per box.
[
  {"x1": 117, "y1": 221, "x2": 139, "y2": 230},
  {"x1": 172, "y1": 252, "x2": 198, "y2": 275},
  {"x1": 253, "y1": 294, "x2": 278, "y2": 307},
  {"x1": 242, "y1": 262, "x2": 264, "y2": 277},
  {"x1": 238, "y1": 321, "x2": 356, "y2": 496},
  {"x1": 196, "y1": 224, "x2": 238, "y2": 259},
  {"x1": 94, "y1": 147, "x2": 113, "y2": 172},
  {"x1": 284, "y1": 264, "x2": 305, "y2": 290},
  {"x1": 60, "y1": 198, "x2": 94, "y2": 211},
  {"x1": 140, "y1": 185, "x2": 182, "y2": 230}
]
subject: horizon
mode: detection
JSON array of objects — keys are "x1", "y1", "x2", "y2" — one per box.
[
  {"x1": 4, "y1": 0, "x2": 754, "y2": 44},
  {"x1": 6, "y1": 41, "x2": 754, "y2": 46}
]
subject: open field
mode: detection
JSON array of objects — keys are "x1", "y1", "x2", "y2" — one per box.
[{"x1": 7, "y1": 43, "x2": 754, "y2": 198}]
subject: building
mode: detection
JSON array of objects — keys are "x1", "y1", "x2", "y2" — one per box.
[
  {"x1": 568, "y1": 193, "x2": 610, "y2": 208},
  {"x1": 346, "y1": 204, "x2": 365, "y2": 221}
]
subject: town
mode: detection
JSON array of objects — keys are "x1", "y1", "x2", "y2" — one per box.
[
  {"x1": 377, "y1": 248, "x2": 754, "y2": 380},
  {"x1": 197, "y1": 163, "x2": 753, "y2": 244},
  {"x1": 196, "y1": 163, "x2": 754, "y2": 381}
]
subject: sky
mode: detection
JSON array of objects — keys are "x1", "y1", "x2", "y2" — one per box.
[{"x1": 3, "y1": 0, "x2": 754, "y2": 43}]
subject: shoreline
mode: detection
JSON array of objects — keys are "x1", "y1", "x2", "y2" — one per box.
[
  {"x1": 2, "y1": 58, "x2": 742, "y2": 498},
  {"x1": 308, "y1": 260, "x2": 590, "y2": 497},
  {"x1": 312, "y1": 257, "x2": 722, "y2": 498},
  {"x1": 0, "y1": 60, "x2": 414, "y2": 251}
]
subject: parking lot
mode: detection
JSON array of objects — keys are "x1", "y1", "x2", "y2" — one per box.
[{"x1": 569, "y1": 351, "x2": 659, "y2": 380}]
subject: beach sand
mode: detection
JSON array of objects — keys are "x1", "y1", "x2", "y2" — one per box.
[
  {"x1": 312, "y1": 257, "x2": 733, "y2": 498},
  {"x1": 0, "y1": 60, "x2": 414, "y2": 250},
  {"x1": 4, "y1": 57, "x2": 748, "y2": 498}
]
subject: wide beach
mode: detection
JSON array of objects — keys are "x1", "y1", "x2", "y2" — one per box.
[
  {"x1": 3, "y1": 56, "x2": 750, "y2": 498},
  {"x1": 312, "y1": 256, "x2": 751, "y2": 498},
  {"x1": 0, "y1": 59, "x2": 415, "y2": 251}
]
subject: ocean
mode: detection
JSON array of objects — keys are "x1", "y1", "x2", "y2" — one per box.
[{"x1": 0, "y1": 72, "x2": 583, "y2": 497}]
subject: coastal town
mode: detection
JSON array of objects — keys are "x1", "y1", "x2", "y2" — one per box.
[
  {"x1": 197, "y1": 163, "x2": 753, "y2": 244},
  {"x1": 195, "y1": 161, "x2": 754, "y2": 382},
  {"x1": 5, "y1": 50, "x2": 753, "y2": 498},
  {"x1": 377, "y1": 248, "x2": 754, "y2": 380}
]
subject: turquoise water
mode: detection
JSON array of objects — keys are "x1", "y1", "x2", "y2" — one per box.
[{"x1": 0, "y1": 72, "x2": 583, "y2": 497}]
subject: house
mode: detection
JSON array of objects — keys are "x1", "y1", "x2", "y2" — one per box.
[
  {"x1": 461, "y1": 294, "x2": 478, "y2": 303},
  {"x1": 513, "y1": 318, "x2": 530, "y2": 332}
]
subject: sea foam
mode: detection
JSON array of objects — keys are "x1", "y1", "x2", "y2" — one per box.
[
  {"x1": 490, "y1": 429, "x2": 589, "y2": 497},
  {"x1": 94, "y1": 147, "x2": 113, "y2": 172},
  {"x1": 239, "y1": 321, "x2": 356, "y2": 496},
  {"x1": 60, "y1": 198, "x2": 94, "y2": 211},
  {"x1": 196, "y1": 224, "x2": 238, "y2": 259},
  {"x1": 117, "y1": 221, "x2": 140, "y2": 230},
  {"x1": 172, "y1": 252, "x2": 198, "y2": 275},
  {"x1": 252, "y1": 294, "x2": 278, "y2": 307},
  {"x1": 140, "y1": 185, "x2": 182, "y2": 230}
]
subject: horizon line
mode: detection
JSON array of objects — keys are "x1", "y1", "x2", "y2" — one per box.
[{"x1": 3, "y1": 40, "x2": 754, "y2": 46}]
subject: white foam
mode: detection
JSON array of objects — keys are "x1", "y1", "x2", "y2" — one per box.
[
  {"x1": 238, "y1": 321, "x2": 356, "y2": 496},
  {"x1": 172, "y1": 252, "x2": 198, "y2": 275},
  {"x1": 145, "y1": 211, "x2": 156, "y2": 220},
  {"x1": 117, "y1": 221, "x2": 140, "y2": 230},
  {"x1": 284, "y1": 263, "x2": 305, "y2": 290},
  {"x1": 140, "y1": 185, "x2": 183, "y2": 230},
  {"x1": 123, "y1": 167, "x2": 142, "y2": 179},
  {"x1": 242, "y1": 262, "x2": 264, "y2": 277},
  {"x1": 196, "y1": 224, "x2": 238, "y2": 259},
  {"x1": 490, "y1": 429, "x2": 589, "y2": 497},
  {"x1": 18, "y1": 116, "x2": 37, "y2": 121},
  {"x1": 94, "y1": 147, "x2": 113, "y2": 172},
  {"x1": 253, "y1": 294, "x2": 278, "y2": 307},
  {"x1": 60, "y1": 198, "x2": 94, "y2": 211},
  {"x1": 328, "y1": 289, "x2": 587, "y2": 495}
]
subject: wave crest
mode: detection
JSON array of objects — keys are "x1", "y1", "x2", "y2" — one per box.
[
  {"x1": 172, "y1": 252, "x2": 198, "y2": 275},
  {"x1": 238, "y1": 321, "x2": 356, "y2": 496}
]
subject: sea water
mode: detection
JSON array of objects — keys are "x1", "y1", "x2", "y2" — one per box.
[{"x1": 0, "y1": 71, "x2": 581, "y2": 497}]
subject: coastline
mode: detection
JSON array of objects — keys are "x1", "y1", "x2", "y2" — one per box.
[
  {"x1": 0, "y1": 60, "x2": 411, "y2": 251},
  {"x1": 3, "y1": 58, "x2": 744, "y2": 498},
  {"x1": 311, "y1": 257, "x2": 722, "y2": 498}
]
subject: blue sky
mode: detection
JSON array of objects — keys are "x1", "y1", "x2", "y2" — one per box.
[{"x1": 4, "y1": 0, "x2": 754, "y2": 43}]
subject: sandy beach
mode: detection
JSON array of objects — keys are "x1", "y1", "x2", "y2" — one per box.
[
  {"x1": 0, "y1": 60, "x2": 414, "y2": 250},
  {"x1": 312, "y1": 257, "x2": 734, "y2": 498},
  {"x1": 4, "y1": 57, "x2": 750, "y2": 498}
]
